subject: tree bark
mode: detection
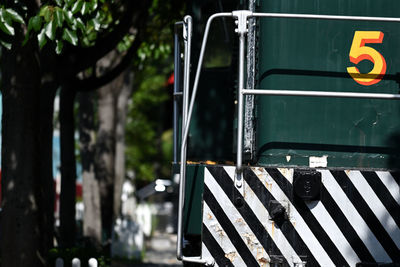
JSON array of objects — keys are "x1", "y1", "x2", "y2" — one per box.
[
  {"x1": 79, "y1": 91, "x2": 102, "y2": 246},
  {"x1": 1, "y1": 37, "x2": 54, "y2": 266},
  {"x1": 95, "y1": 78, "x2": 117, "y2": 241},
  {"x1": 113, "y1": 71, "x2": 133, "y2": 219},
  {"x1": 59, "y1": 86, "x2": 77, "y2": 248}
]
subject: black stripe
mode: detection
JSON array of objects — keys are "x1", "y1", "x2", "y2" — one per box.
[
  {"x1": 207, "y1": 167, "x2": 290, "y2": 266},
  {"x1": 361, "y1": 171, "x2": 400, "y2": 228},
  {"x1": 320, "y1": 183, "x2": 375, "y2": 262},
  {"x1": 203, "y1": 184, "x2": 259, "y2": 266},
  {"x1": 389, "y1": 171, "x2": 400, "y2": 188},
  {"x1": 242, "y1": 168, "x2": 320, "y2": 266},
  {"x1": 202, "y1": 224, "x2": 234, "y2": 267},
  {"x1": 267, "y1": 168, "x2": 349, "y2": 267},
  {"x1": 331, "y1": 170, "x2": 400, "y2": 262}
]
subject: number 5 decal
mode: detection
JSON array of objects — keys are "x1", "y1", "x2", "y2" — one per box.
[{"x1": 347, "y1": 31, "x2": 387, "y2": 86}]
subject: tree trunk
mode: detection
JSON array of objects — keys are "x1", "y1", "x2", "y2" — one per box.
[
  {"x1": 96, "y1": 79, "x2": 117, "y2": 241},
  {"x1": 1, "y1": 38, "x2": 54, "y2": 266},
  {"x1": 59, "y1": 86, "x2": 77, "y2": 248},
  {"x1": 113, "y1": 71, "x2": 133, "y2": 220},
  {"x1": 79, "y1": 91, "x2": 102, "y2": 246}
]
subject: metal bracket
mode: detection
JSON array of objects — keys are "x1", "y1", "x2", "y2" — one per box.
[
  {"x1": 182, "y1": 256, "x2": 215, "y2": 266},
  {"x1": 232, "y1": 10, "x2": 253, "y2": 35}
]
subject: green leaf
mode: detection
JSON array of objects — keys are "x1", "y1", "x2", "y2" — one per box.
[
  {"x1": 91, "y1": 0, "x2": 98, "y2": 11},
  {"x1": 65, "y1": 0, "x2": 74, "y2": 7},
  {"x1": 71, "y1": 0, "x2": 84, "y2": 14},
  {"x1": 38, "y1": 28, "x2": 47, "y2": 49},
  {"x1": 63, "y1": 10, "x2": 73, "y2": 25},
  {"x1": 0, "y1": 39, "x2": 12, "y2": 50},
  {"x1": 54, "y1": 8, "x2": 64, "y2": 28},
  {"x1": 62, "y1": 28, "x2": 78, "y2": 46},
  {"x1": 88, "y1": 18, "x2": 100, "y2": 31},
  {"x1": 40, "y1": 6, "x2": 52, "y2": 22},
  {"x1": 5, "y1": 9, "x2": 24, "y2": 24},
  {"x1": 81, "y1": 2, "x2": 90, "y2": 15},
  {"x1": 28, "y1": 16, "x2": 42, "y2": 31},
  {"x1": 44, "y1": 20, "x2": 56, "y2": 40},
  {"x1": 55, "y1": 0, "x2": 63, "y2": 6},
  {"x1": 75, "y1": 17, "x2": 85, "y2": 31},
  {"x1": 56, "y1": 40, "x2": 63, "y2": 54},
  {"x1": 0, "y1": 18, "x2": 14, "y2": 35}
]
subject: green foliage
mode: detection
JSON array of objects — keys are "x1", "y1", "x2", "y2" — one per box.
[
  {"x1": 0, "y1": 0, "x2": 121, "y2": 53},
  {"x1": 124, "y1": 0, "x2": 185, "y2": 186},
  {"x1": 125, "y1": 61, "x2": 172, "y2": 183},
  {"x1": 0, "y1": 5, "x2": 25, "y2": 48}
]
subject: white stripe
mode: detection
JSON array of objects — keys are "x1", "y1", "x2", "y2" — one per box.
[
  {"x1": 376, "y1": 171, "x2": 400, "y2": 206},
  {"x1": 347, "y1": 170, "x2": 400, "y2": 249},
  {"x1": 204, "y1": 169, "x2": 270, "y2": 265},
  {"x1": 224, "y1": 166, "x2": 303, "y2": 266},
  {"x1": 251, "y1": 167, "x2": 335, "y2": 266},
  {"x1": 202, "y1": 243, "x2": 219, "y2": 267},
  {"x1": 278, "y1": 169, "x2": 360, "y2": 266},
  {"x1": 306, "y1": 201, "x2": 360, "y2": 266},
  {"x1": 320, "y1": 170, "x2": 391, "y2": 262},
  {"x1": 203, "y1": 203, "x2": 246, "y2": 266}
]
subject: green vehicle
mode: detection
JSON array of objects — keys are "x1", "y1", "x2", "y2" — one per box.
[{"x1": 173, "y1": 0, "x2": 400, "y2": 266}]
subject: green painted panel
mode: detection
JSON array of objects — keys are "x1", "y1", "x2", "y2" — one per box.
[
  {"x1": 186, "y1": 0, "x2": 243, "y2": 162},
  {"x1": 183, "y1": 165, "x2": 204, "y2": 236},
  {"x1": 256, "y1": 0, "x2": 400, "y2": 169},
  {"x1": 188, "y1": 68, "x2": 236, "y2": 162}
]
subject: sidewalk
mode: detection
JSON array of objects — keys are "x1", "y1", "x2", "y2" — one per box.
[
  {"x1": 113, "y1": 231, "x2": 182, "y2": 267},
  {"x1": 142, "y1": 231, "x2": 182, "y2": 266}
]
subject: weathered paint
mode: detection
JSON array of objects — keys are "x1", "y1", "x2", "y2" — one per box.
[{"x1": 201, "y1": 165, "x2": 400, "y2": 266}]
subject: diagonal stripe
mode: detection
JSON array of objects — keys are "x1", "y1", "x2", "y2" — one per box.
[
  {"x1": 234, "y1": 167, "x2": 320, "y2": 266},
  {"x1": 318, "y1": 178, "x2": 375, "y2": 262},
  {"x1": 347, "y1": 171, "x2": 400, "y2": 249},
  {"x1": 201, "y1": 240, "x2": 220, "y2": 267},
  {"x1": 376, "y1": 171, "x2": 400, "y2": 206},
  {"x1": 203, "y1": 185, "x2": 260, "y2": 266},
  {"x1": 274, "y1": 169, "x2": 359, "y2": 266},
  {"x1": 331, "y1": 170, "x2": 400, "y2": 262},
  {"x1": 305, "y1": 199, "x2": 360, "y2": 266},
  {"x1": 362, "y1": 171, "x2": 400, "y2": 227},
  {"x1": 204, "y1": 168, "x2": 272, "y2": 265},
  {"x1": 320, "y1": 169, "x2": 390, "y2": 262},
  {"x1": 202, "y1": 211, "x2": 241, "y2": 266},
  {"x1": 389, "y1": 171, "x2": 400, "y2": 188},
  {"x1": 222, "y1": 166, "x2": 304, "y2": 266},
  {"x1": 249, "y1": 167, "x2": 335, "y2": 266},
  {"x1": 266, "y1": 168, "x2": 349, "y2": 267}
]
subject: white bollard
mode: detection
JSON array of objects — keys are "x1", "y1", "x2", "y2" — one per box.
[
  {"x1": 88, "y1": 258, "x2": 98, "y2": 267},
  {"x1": 55, "y1": 258, "x2": 64, "y2": 267},
  {"x1": 72, "y1": 258, "x2": 81, "y2": 267}
]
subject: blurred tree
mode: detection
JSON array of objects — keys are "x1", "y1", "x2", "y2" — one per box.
[
  {"x1": 125, "y1": 1, "x2": 184, "y2": 188},
  {"x1": 92, "y1": 0, "x2": 185, "y2": 242},
  {"x1": 0, "y1": 0, "x2": 149, "y2": 265}
]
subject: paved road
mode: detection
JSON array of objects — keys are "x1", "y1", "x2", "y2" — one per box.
[{"x1": 113, "y1": 232, "x2": 182, "y2": 267}]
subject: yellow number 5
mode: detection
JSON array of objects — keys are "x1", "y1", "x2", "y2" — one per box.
[{"x1": 347, "y1": 31, "x2": 386, "y2": 86}]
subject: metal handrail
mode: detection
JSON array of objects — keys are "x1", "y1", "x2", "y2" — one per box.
[
  {"x1": 242, "y1": 89, "x2": 400, "y2": 99},
  {"x1": 175, "y1": 10, "x2": 400, "y2": 266},
  {"x1": 252, "y1": 12, "x2": 400, "y2": 22}
]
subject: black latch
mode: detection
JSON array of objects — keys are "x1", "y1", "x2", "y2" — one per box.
[
  {"x1": 269, "y1": 200, "x2": 287, "y2": 226},
  {"x1": 293, "y1": 170, "x2": 321, "y2": 201}
]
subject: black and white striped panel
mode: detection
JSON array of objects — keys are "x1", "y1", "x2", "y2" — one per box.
[{"x1": 201, "y1": 166, "x2": 400, "y2": 266}]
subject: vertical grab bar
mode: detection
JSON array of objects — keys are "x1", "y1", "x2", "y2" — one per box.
[
  {"x1": 176, "y1": 12, "x2": 231, "y2": 266},
  {"x1": 173, "y1": 21, "x2": 183, "y2": 165}
]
